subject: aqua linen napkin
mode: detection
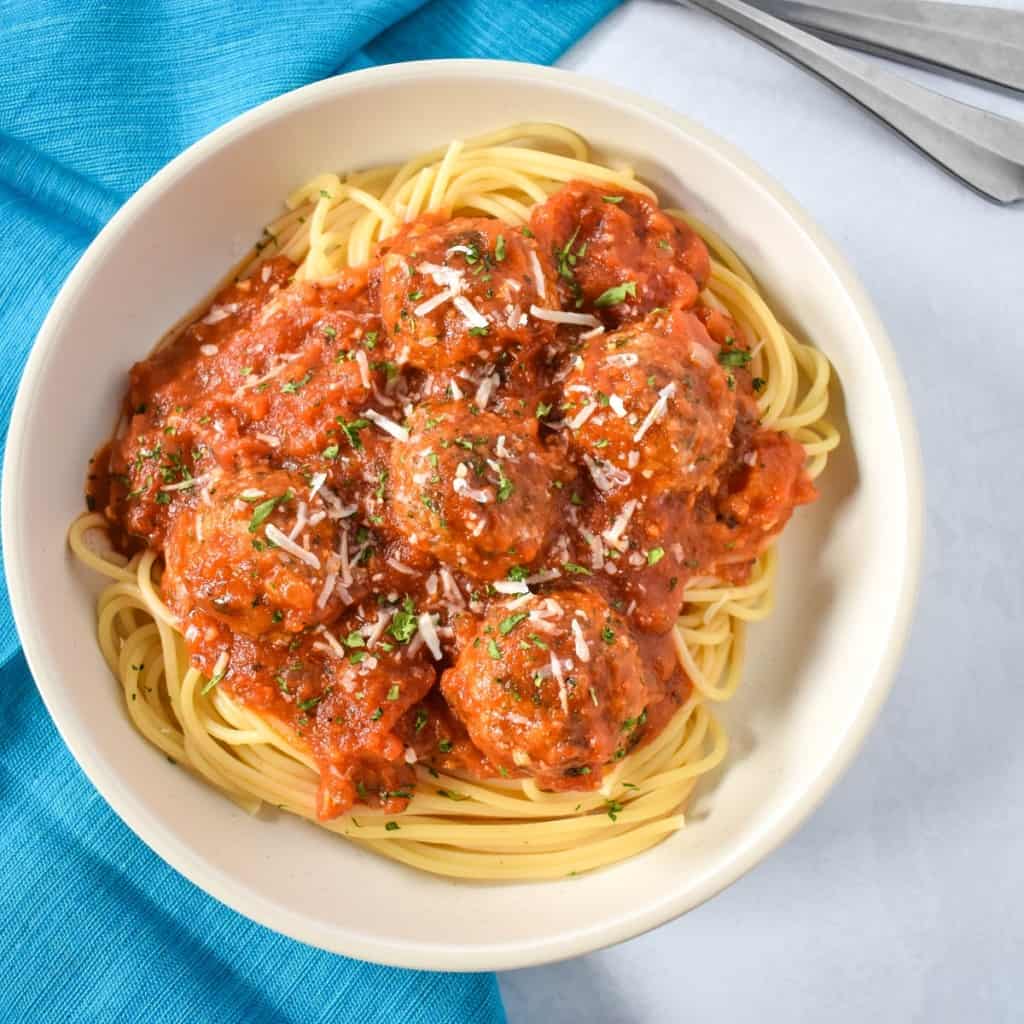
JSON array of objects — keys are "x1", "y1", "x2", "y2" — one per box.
[{"x1": 0, "y1": 2, "x2": 619, "y2": 1020}]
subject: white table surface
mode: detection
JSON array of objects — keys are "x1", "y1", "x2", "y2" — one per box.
[{"x1": 500, "y1": 2, "x2": 1024, "y2": 1020}]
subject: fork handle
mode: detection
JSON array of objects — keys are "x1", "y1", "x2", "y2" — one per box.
[
  {"x1": 751, "y1": 0, "x2": 1024, "y2": 93},
  {"x1": 682, "y1": 0, "x2": 1024, "y2": 204}
]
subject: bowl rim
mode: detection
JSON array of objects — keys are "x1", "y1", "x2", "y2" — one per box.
[{"x1": 2, "y1": 58, "x2": 924, "y2": 971}]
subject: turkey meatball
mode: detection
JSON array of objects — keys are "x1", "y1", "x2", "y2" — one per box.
[
  {"x1": 375, "y1": 217, "x2": 556, "y2": 371},
  {"x1": 389, "y1": 401, "x2": 571, "y2": 580},
  {"x1": 441, "y1": 588, "x2": 649, "y2": 787},
  {"x1": 163, "y1": 467, "x2": 344, "y2": 636}
]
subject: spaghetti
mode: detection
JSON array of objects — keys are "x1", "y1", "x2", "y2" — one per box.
[{"x1": 70, "y1": 125, "x2": 838, "y2": 880}]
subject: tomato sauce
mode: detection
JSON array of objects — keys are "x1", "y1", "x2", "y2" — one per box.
[{"x1": 95, "y1": 182, "x2": 815, "y2": 815}]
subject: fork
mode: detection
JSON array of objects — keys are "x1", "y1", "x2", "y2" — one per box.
[{"x1": 679, "y1": 0, "x2": 1024, "y2": 203}]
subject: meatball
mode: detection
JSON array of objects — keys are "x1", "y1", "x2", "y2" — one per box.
[
  {"x1": 564, "y1": 307, "x2": 736, "y2": 502},
  {"x1": 441, "y1": 588, "x2": 648, "y2": 787},
  {"x1": 163, "y1": 467, "x2": 344, "y2": 636},
  {"x1": 696, "y1": 427, "x2": 816, "y2": 577},
  {"x1": 375, "y1": 216, "x2": 556, "y2": 370},
  {"x1": 309, "y1": 609, "x2": 439, "y2": 817},
  {"x1": 529, "y1": 181, "x2": 710, "y2": 326},
  {"x1": 389, "y1": 401, "x2": 571, "y2": 580}
]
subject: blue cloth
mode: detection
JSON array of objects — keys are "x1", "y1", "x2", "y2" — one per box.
[{"x1": 0, "y1": 3, "x2": 618, "y2": 1020}]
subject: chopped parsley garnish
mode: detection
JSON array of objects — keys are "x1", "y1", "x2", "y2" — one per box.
[
  {"x1": 535, "y1": 400, "x2": 552, "y2": 418},
  {"x1": 386, "y1": 684, "x2": 400, "y2": 701},
  {"x1": 468, "y1": 325, "x2": 489, "y2": 337},
  {"x1": 247, "y1": 490, "x2": 292, "y2": 533},
  {"x1": 657, "y1": 238, "x2": 671, "y2": 250},
  {"x1": 388, "y1": 597, "x2": 418, "y2": 644},
  {"x1": 297, "y1": 695, "x2": 322, "y2": 711},
  {"x1": 594, "y1": 281, "x2": 637, "y2": 307},
  {"x1": 718, "y1": 349, "x2": 752, "y2": 368},
  {"x1": 437, "y1": 788, "x2": 470, "y2": 801},
  {"x1": 487, "y1": 639, "x2": 502, "y2": 660},
  {"x1": 495, "y1": 235, "x2": 506, "y2": 261},
  {"x1": 414, "y1": 709, "x2": 429, "y2": 733},
  {"x1": 602, "y1": 195, "x2": 624, "y2": 204},
  {"x1": 606, "y1": 799, "x2": 623, "y2": 822},
  {"x1": 496, "y1": 468, "x2": 514, "y2": 502},
  {"x1": 601, "y1": 626, "x2": 616, "y2": 645},
  {"x1": 322, "y1": 325, "x2": 337, "y2": 340},
  {"x1": 498, "y1": 612, "x2": 528, "y2": 635},
  {"x1": 370, "y1": 707, "x2": 383, "y2": 721},
  {"x1": 338, "y1": 417, "x2": 370, "y2": 450},
  {"x1": 521, "y1": 226, "x2": 534, "y2": 238},
  {"x1": 647, "y1": 547, "x2": 665, "y2": 566},
  {"x1": 272, "y1": 609, "x2": 284, "y2": 623},
  {"x1": 363, "y1": 330, "x2": 378, "y2": 349},
  {"x1": 322, "y1": 443, "x2": 340, "y2": 460},
  {"x1": 155, "y1": 491, "x2": 171, "y2": 505},
  {"x1": 385, "y1": 821, "x2": 400, "y2": 831},
  {"x1": 563, "y1": 562, "x2": 592, "y2": 576},
  {"x1": 281, "y1": 370, "x2": 313, "y2": 394},
  {"x1": 200, "y1": 670, "x2": 225, "y2": 695},
  {"x1": 752, "y1": 376, "x2": 766, "y2": 392},
  {"x1": 507, "y1": 565, "x2": 529, "y2": 582},
  {"x1": 565, "y1": 765, "x2": 591, "y2": 777},
  {"x1": 438, "y1": 739, "x2": 453, "y2": 753}
]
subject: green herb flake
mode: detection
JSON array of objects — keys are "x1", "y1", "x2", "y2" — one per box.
[
  {"x1": 487, "y1": 639, "x2": 502, "y2": 660},
  {"x1": 563, "y1": 562, "x2": 592, "y2": 576},
  {"x1": 200, "y1": 670, "x2": 225, "y2": 695},
  {"x1": 387, "y1": 684, "x2": 401, "y2": 701},
  {"x1": 247, "y1": 490, "x2": 292, "y2": 533},
  {"x1": 437, "y1": 788, "x2": 470, "y2": 801},
  {"x1": 414, "y1": 708, "x2": 429, "y2": 733},
  {"x1": 602, "y1": 195, "x2": 624, "y2": 204},
  {"x1": 594, "y1": 281, "x2": 637, "y2": 308},
  {"x1": 647, "y1": 547, "x2": 665, "y2": 566},
  {"x1": 498, "y1": 612, "x2": 528, "y2": 635},
  {"x1": 281, "y1": 369, "x2": 314, "y2": 394},
  {"x1": 718, "y1": 349, "x2": 752, "y2": 368},
  {"x1": 338, "y1": 417, "x2": 370, "y2": 451},
  {"x1": 438, "y1": 739, "x2": 453, "y2": 753},
  {"x1": 496, "y1": 469, "x2": 514, "y2": 503},
  {"x1": 495, "y1": 235, "x2": 506, "y2": 261}
]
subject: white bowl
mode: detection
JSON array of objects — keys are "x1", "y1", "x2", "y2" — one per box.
[{"x1": 2, "y1": 60, "x2": 922, "y2": 970}]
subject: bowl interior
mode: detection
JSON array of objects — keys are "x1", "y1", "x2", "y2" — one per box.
[{"x1": 3, "y1": 61, "x2": 919, "y2": 970}]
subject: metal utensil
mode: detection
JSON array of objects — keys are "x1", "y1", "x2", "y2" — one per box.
[
  {"x1": 680, "y1": 0, "x2": 1024, "y2": 203},
  {"x1": 752, "y1": 0, "x2": 1024, "y2": 93}
]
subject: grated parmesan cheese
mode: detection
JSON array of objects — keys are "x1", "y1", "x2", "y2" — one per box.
[{"x1": 265, "y1": 524, "x2": 321, "y2": 569}]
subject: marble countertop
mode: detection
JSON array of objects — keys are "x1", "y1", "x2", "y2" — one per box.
[{"x1": 501, "y1": 2, "x2": 1024, "y2": 1020}]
